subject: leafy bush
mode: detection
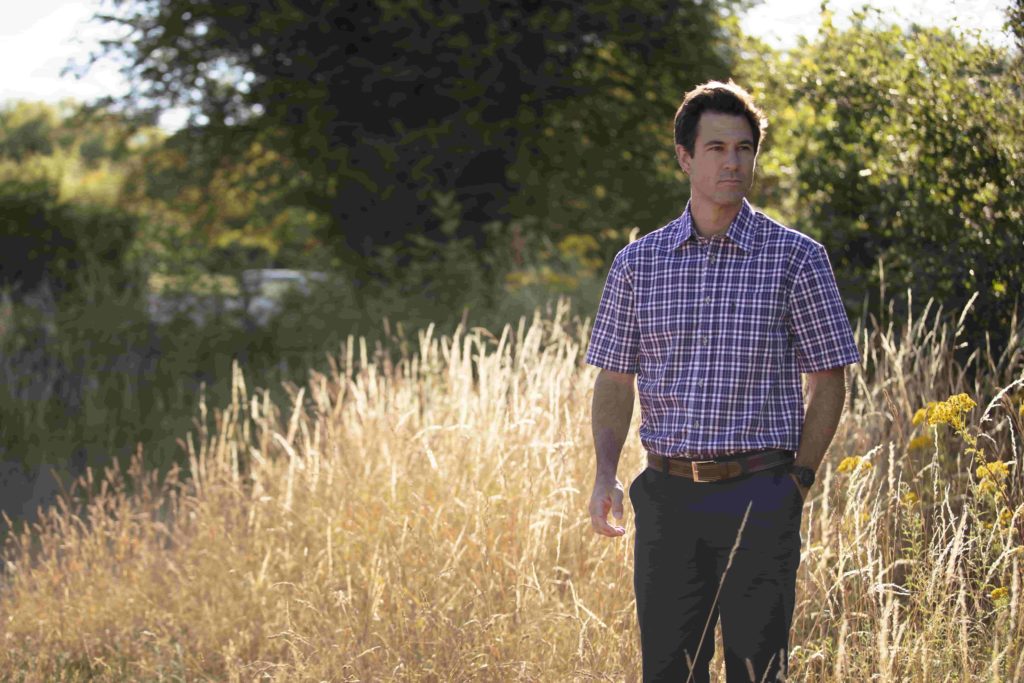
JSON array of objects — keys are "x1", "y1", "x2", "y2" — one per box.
[
  {"x1": 741, "y1": 12, "x2": 1023, "y2": 350},
  {"x1": 0, "y1": 169, "x2": 141, "y2": 303}
]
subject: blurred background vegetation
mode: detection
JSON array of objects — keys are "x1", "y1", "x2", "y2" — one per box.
[{"x1": 0, "y1": 0, "x2": 1021, "y2": 520}]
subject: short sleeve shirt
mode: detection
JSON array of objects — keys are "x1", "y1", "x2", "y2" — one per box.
[{"x1": 585, "y1": 199, "x2": 860, "y2": 459}]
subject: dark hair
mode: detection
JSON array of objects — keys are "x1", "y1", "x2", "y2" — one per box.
[{"x1": 673, "y1": 80, "x2": 767, "y2": 155}]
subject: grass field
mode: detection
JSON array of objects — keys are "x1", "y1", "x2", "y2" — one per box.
[{"x1": 0, "y1": 294, "x2": 1022, "y2": 681}]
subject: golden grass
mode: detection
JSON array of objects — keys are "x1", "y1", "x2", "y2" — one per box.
[{"x1": 0, "y1": 294, "x2": 1022, "y2": 681}]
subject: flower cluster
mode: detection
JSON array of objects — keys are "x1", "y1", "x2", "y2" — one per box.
[
  {"x1": 837, "y1": 455, "x2": 873, "y2": 474},
  {"x1": 982, "y1": 506, "x2": 1019, "y2": 531},
  {"x1": 925, "y1": 393, "x2": 977, "y2": 432},
  {"x1": 911, "y1": 394, "x2": 977, "y2": 453},
  {"x1": 911, "y1": 402, "x2": 938, "y2": 426},
  {"x1": 976, "y1": 460, "x2": 1010, "y2": 481},
  {"x1": 976, "y1": 460, "x2": 1011, "y2": 497},
  {"x1": 912, "y1": 392, "x2": 1019, "y2": 559}
]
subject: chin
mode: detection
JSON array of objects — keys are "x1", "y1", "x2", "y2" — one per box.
[{"x1": 714, "y1": 191, "x2": 747, "y2": 205}]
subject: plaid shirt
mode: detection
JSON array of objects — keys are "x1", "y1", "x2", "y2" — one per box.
[{"x1": 585, "y1": 199, "x2": 860, "y2": 459}]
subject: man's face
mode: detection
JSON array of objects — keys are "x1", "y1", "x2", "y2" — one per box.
[{"x1": 675, "y1": 111, "x2": 756, "y2": 211}]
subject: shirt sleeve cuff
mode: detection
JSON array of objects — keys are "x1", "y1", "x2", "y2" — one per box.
[{"x1": 796, "y1": 348, "x2": 860, "y2": 374}]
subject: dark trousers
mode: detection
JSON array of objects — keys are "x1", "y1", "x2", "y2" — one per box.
[{"x1": 628, "y1": 465, "x2": 804, "y2": 683}]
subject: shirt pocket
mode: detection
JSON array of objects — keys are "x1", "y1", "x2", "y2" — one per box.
[{"x1": 723, "y1": 286, "x2": 786, "y2": 373}]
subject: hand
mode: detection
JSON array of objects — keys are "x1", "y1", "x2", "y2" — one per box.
[
  {"x1": 789, "y1": 473, "x2": 810, "y2": 503},
  {"x1": 589, "y1": 478, "x2": 626, "y2": 537}
]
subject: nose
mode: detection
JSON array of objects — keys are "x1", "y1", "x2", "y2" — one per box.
[{"x1": 724, "y1": 147, "x2": 740, "y2": 170}]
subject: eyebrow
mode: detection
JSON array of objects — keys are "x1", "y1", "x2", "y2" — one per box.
[{"x1": 703, "y1": 139, "x2": 755, "y2": 147}]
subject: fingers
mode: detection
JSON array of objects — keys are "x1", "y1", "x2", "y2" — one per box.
[
  {"x1": 591, "y1": 512, "x2": 625, "y2": 537},
  {"x1": 611, "y1": 486, "x2": 624, "y2": 521},
  {"x1": 591, "y1": 516, "x2": 625, "y2": 537},
  {"x1": 589, "y1": 488, "x2": 626, "y2": 537}
]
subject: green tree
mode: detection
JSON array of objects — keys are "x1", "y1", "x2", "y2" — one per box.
[
  {"x1": 0, "y1": 102, "x2": 58, "y2": 161},
  {"x1": 82, "y1": 0, "x2": 743, "y2": 285},
  {"x1": 0, "y1": 101, "x2": 154, "y2": 299},
  {"x1": 123, "y1": 125, "x2": 333, "y2": 276},
  {"x1": 1010, "y1": 0, "x2": 1023, "y2": 49},
  {"x1": 739, "y1": 11, "x2": 1023, "y2": 349}
]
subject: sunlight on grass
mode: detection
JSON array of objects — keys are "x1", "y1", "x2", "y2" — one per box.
[{"x1": 0, "y1": 294, "x2": 1022, "y2": 681}]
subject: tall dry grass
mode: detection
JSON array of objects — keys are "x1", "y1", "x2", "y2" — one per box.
[{"x1": 0, "y1": 293, "x2": 1022, "y2": 681}]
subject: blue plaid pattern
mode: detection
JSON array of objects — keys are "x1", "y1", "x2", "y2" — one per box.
[{"x1": 585, "y1": 199, "x2": 860, "y2": 459}]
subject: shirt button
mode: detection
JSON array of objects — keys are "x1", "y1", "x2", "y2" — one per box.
[
  {"x1": 693, "y1": 420, "x2": 700, "y2": 428},
  {"x1": 708, "y1": 256, "x2": 716, "y2": 264},
  {"x1": 697, "y1": 380, "x2": 704, "y2": 388},
  {"x1": 701, "y1": 336, "x2": 709, "y2": 345},
  {"x1": 704, "y1": 295, "x2": 711, "y2": 304}
]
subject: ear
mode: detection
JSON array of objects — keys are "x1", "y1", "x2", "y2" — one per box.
[{"x1": 675, "y1": 144, "x2": 691, "y2": 175}]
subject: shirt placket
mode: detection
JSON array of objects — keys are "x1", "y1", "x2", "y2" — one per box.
[{"x1": 692, "y1": 236, "x2": 721, "y2": 452}]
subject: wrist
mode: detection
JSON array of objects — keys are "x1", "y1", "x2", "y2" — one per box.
[{"x1": 790, "y1": 465, "x2": 816, "y2": 488}]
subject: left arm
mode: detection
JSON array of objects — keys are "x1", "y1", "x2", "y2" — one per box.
[
  {"x1": 791, "y1": 366, "x2": 848, "y2": 498},
  {"x1": 785, "y1": 243, "x2": 860, "y2": 498}
]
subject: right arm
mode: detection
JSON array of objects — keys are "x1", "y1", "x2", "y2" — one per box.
[{"x1": 589, "y1": 369, "x2": 636, "y2": 537}]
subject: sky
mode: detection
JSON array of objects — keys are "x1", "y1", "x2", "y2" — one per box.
[
  {"x1": 0, "y1": 0, "x2": 1016, "y2": 132},
  {"x1": 741, "y1": 0, "x2": 1012, "y2": 48}
]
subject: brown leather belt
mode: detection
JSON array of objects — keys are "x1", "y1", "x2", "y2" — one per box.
[{"x1": 647, "y1": 449, "x2": 795, "y2": 483}]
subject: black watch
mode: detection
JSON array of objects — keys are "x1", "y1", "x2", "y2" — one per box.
[{"x1": 790, "y1": 465, "x2": 816, "y2": 488}]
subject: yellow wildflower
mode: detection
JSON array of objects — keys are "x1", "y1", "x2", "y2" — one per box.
[
  {"x1": 908, "y1": 434, "x2": 932, "y2": 452},
  {"x1": 912, "y1": 401, "x2": 938, "y2": 426},
  {"x1": 978, "y1": 478, "x2": 1001, "y2": 496},
  {"x1": 901, "y1": 490, "x2": 919, "y2": 507},
  {"x1": 976, "y1": 461, "x2": 1010, "y2": 481},
  {"x1": 951, "y1": 393, "x2": 977, "y2": 412},
  {"x1": 990, "y1": 587, "x2": 1009, "y2": 601},
  {"x1": 998, "y1": 507, "x2": 1014, "y2": 528},
  {"x1": 926, "y1": 393, "x2": 977, "y2": 428},
  {"x1": 837, "y1": 455, "x2": 873, "y2": 473}
]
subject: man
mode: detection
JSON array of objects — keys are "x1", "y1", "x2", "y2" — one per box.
[{"x1": 585, "y1": 80, "x2": 859, "y2": 682}]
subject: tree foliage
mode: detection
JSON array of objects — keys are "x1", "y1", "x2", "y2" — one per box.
[
  {"x1": 1010, "y1": 0, "x2": 1024, "y2": 50},
  {"x1": 123, "y1": 126, "x2": 332, "y2": 276},
  {"x1": 0, "y1": 101, "x2": 152, "y2": 301},
  {"x1": 85, "y1": 0, "x2": 741, "y2": 278},
  {"x1": 740, "y1": 11, "x2": 1024, "y2": 348}
]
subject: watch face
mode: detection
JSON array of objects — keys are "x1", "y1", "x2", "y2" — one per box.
[{"x1": 794, "y1": 467, "x2": 815, "y2": 487}]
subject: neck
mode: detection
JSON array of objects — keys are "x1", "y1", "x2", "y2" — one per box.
[{"x1": 690, "y1": 198, "x2": 743, "y2": 238}]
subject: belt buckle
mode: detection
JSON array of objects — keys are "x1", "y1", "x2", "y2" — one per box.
[{"x1": 691, "y1": 460, "x2": 719, "y2": 483}]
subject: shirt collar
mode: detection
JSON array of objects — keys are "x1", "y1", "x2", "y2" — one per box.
[{"x1": 663, "y1": 198, "x2": 758, "y2": 253}]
